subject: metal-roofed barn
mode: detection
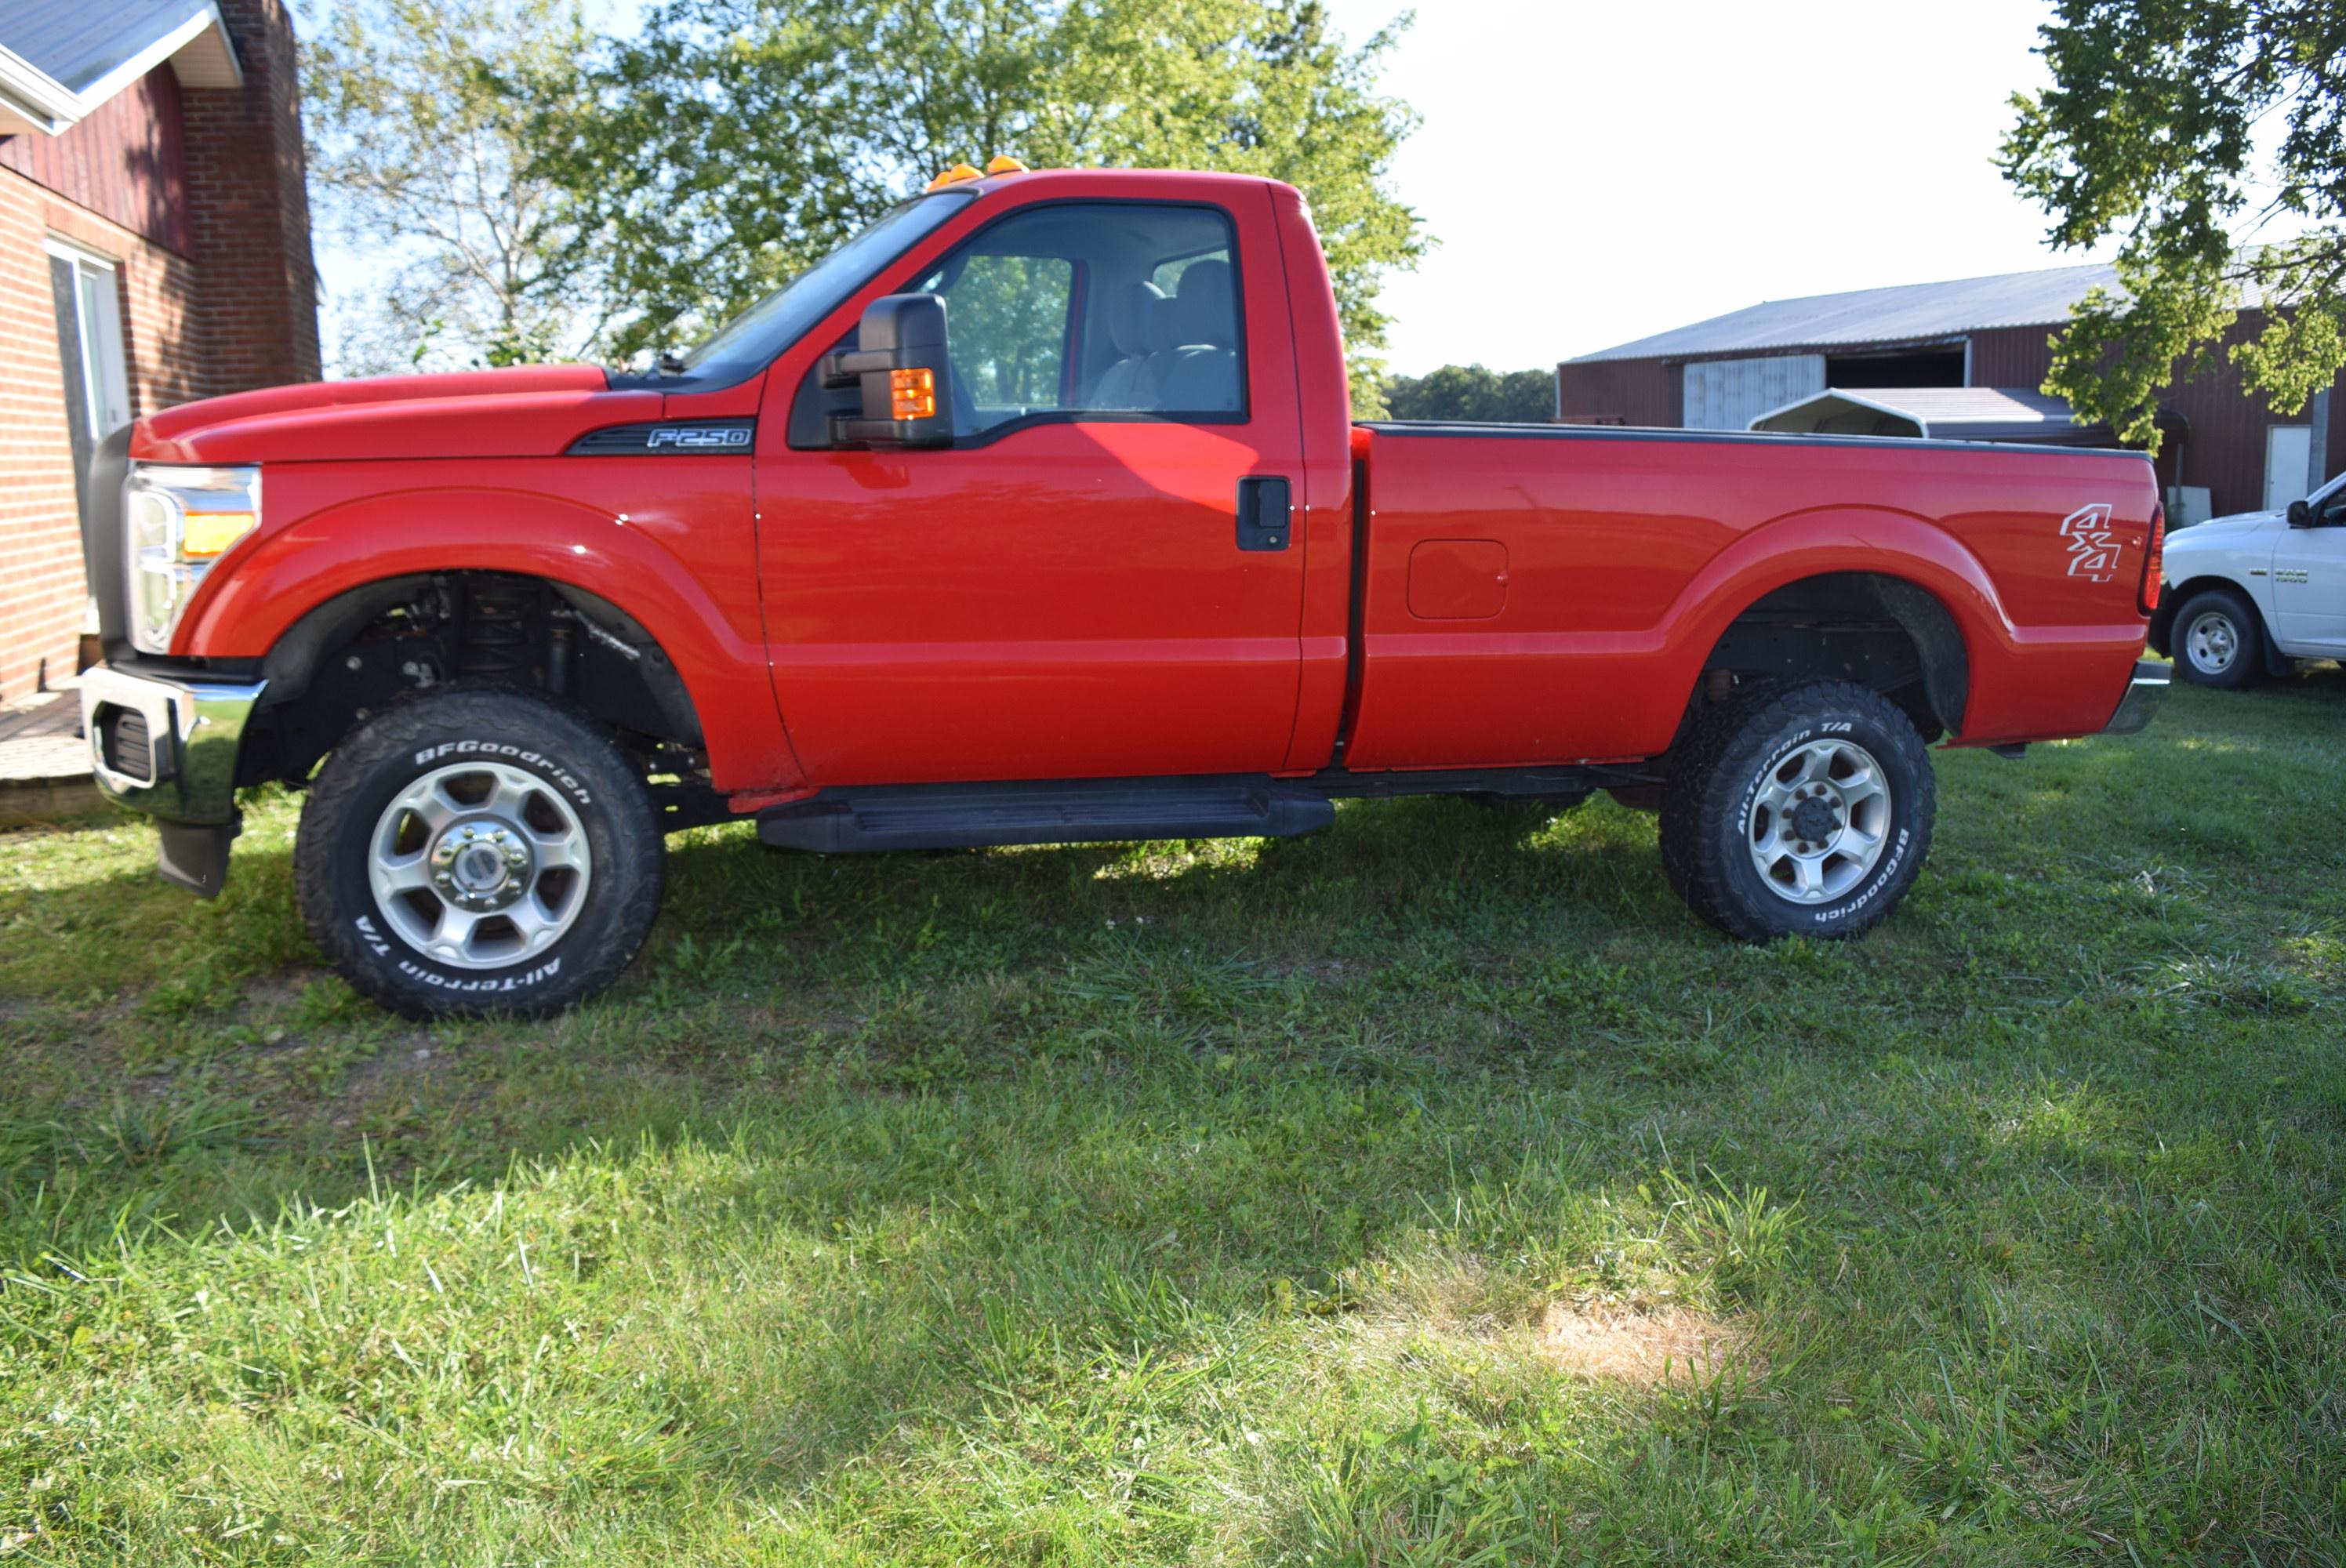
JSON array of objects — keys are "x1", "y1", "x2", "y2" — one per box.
[{"x1": 1553, "y1": 263, "x2": 2345, "y2": 524}]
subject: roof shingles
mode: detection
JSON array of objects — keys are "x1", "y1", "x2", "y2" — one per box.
[{"x1": 0, "y1": 0, "x2": 219, "y2": 98}]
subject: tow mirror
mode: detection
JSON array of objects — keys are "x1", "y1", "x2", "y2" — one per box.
[
  {"x1": 2286, "y1": 498, "x2": 2314, "y2": 528},
  {"x1": 819, "y1": 294, "x2": 953, "y2": 449}
]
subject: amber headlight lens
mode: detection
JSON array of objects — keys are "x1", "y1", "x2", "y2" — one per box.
[{"x1": 124, "y1": 464, "x2": 260, "y2": 655}]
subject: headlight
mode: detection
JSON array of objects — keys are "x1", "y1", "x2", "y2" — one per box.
[{"x1": 125, "y1": 464, "x2": 260, "y2": 655}]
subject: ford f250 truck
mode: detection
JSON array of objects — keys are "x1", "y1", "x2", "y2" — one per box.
[{"x1": 78, "y1": 165, "x2": 2169, "y2": 1017}]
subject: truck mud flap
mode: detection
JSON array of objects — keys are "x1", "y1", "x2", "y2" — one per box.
[{"x1": 755, "y1": 775, "x2": 1335, "y2": 854}]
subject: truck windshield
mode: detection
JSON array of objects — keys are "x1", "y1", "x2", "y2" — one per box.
[{"x1": 676, "y1": 191, "x2": 975, "y2": 382}]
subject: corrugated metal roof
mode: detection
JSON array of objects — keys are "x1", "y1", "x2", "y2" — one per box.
[
  {"x1": 0, "y1": 0, "x2": 217, "y2": 96},
  {"x1": 1573, "y1": 263, "x2": 2120, "y2": 363},
  {"x1": 1749, "y1": 386, "x2": 2105, "y2": 442},
  {"x1": 1828, "y1": 386, "x2": 2076, "y2": 425}
]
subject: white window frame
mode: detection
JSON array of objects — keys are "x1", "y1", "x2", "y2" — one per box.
[{"x1": 44, "y1": 235, "x2": 133, "y2": 441}]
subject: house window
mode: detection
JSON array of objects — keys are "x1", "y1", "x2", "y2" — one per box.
[{"x1": 45, "y1": 238, "x2": 133, "y2": 534}]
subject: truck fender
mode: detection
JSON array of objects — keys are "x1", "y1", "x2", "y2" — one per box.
[
  {"x1": 1660, "y1": 506, "x2": 2007, "y2": 735},
  {"x1": 178, "y1": 486, "x2": 801, "y2": 792}
]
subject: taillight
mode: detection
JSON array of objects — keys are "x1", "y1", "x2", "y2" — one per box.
[{"x1": 2138, "y1": 504, "x2": 2164, "y2": 615}]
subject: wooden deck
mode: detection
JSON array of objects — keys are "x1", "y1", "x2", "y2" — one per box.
[{"x1": 0, "y1": 680, "x2": 103, "y2": 827}]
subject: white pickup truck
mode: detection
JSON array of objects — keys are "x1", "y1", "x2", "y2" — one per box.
[{"x1": 2154, "y1": 475, "x2": 2346, "y2": 686}]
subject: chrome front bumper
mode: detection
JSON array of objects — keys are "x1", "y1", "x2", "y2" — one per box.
[
  {"x1": 2102, "y1": 658, "x2": 2170, "y2": 736},
  {"x1": 79, "y1": 664, "x2": 267, "y2": 896}
]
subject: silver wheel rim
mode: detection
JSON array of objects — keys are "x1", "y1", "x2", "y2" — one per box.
[
  {"x1": 368, "y1": 760, "x2": 591, "y2": 971},
  {"x1": 2184, "y1": 609, "x2": 2239, "y2": 674},
  {"x1": 1745, "y1": 739, "x2": 1892, "y2": 906}
]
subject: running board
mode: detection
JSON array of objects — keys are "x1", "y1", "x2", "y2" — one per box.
[{"x1": 754, "y1": 775, "x2": 1336, "y2": 854}]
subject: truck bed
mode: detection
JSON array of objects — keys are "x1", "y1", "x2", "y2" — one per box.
[{"x1": 1342, "y1": 422, "x2": 2160, "y2": 767}]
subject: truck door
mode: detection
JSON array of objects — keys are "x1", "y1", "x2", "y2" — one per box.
[
  {"x1": 755, "y1": 193, "x2": 1307, "y2": 786},
  {"x1": 2271, "y1": 481, "x2": 2346, "y2": 654}
]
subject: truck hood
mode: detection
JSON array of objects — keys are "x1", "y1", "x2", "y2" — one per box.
[
  {"x1": 2173, "y1": 510, "x2": 2282, "y2": 542},
  {"x1": 129, "y1": 365, "x2": 670, "y2": 465}
]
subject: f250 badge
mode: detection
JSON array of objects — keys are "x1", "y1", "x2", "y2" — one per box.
[
  {"x1": 566, "y1": 419, "x2": 757, "y2": 456},
  {"x1": 645, "y1": 426, "x2": 752, "y2": 449},
  {"x1": 2059, "y1": 503, "x2": 2121, "y2": 583}
]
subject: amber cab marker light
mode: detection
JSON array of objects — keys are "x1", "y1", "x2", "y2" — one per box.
[
  {"x1": 984, "y1": 155, "x2": 1028, "y2": 176},
  {"x1": 924, "y1": 162, "x2": 982, "y2": 191},
  {"x1": 891, "y1": 368, "x2": 937, "y2": 422}
]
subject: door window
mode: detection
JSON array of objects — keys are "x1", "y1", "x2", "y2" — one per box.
[
  {"x1": 927, "y1": 253, "x2": 1074, "y2": 419},
  {"x1": 910, "y1": 202, "x2": 1244, "y2": 436}
]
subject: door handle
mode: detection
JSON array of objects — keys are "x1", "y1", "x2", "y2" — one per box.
[{"x1": 1237, "y1": 476, "x2": 1291, "y2": 552}]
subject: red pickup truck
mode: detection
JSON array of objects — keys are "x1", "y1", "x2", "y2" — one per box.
[{"x1": 78, "y1": 166, "x2": 2167, "y2": 1016}]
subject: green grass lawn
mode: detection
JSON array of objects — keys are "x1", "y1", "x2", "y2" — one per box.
[{"x1": 2, "y1": 671, "x2": 2342, "y2": 1565}]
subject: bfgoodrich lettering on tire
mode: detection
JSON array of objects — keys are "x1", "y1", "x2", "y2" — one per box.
[
  {"x1": 295, "y1": 685, "x2": 665, "y2": 1018},
  {"x1": 1659, "y1": 680, "x2": 1936, "y2": 943}
]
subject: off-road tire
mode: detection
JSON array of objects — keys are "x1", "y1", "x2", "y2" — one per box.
[
  {"x1": 1659, "y1": 680, "x2": 1934, "y2": 942},
  {"x1": 295, "y1": 685, "x2": 664, "y2": 1018},
  {"x1": 2170, "y1": 586, "x2": 2263, "y2": 690}
]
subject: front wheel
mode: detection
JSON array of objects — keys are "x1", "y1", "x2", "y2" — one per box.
[
  {"x1": 2170, "y1": 586, "x2": 2263, "y2": 689},
  {"x1": 295, "y1": 685, "x2": 666, "y2": 1018},
  {"x1": 1659, "y1": 681, "x2": 1935, "y2": 942}
]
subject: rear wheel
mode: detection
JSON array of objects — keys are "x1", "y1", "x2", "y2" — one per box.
[
  {"x1": 295, "y1": 685, "x2": 665, "y2": 1018},
  {"x1": 2171, "y1": 586, "x2": 2262, "y2": 689},
  {"x1": 1659, "y1": 681, "x2": 1934, "y2": 942}
]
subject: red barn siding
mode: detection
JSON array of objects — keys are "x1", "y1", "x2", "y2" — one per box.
[
  {"x1": 1975, "y1": 315, "x2": 2343, "y2": 515},
  {"x1": 2159, "y1": 316, "x2": 2346, "y2": 517},
  {"x1": 1553, "y1": 357, "x2": 1680, "y2": 427},
  {"x1": 1963, "y1": 325, "x2": 2056, "y2": 390},
  {"x1": 0, "y1": 67, "x2": 190, "y2": 255}
]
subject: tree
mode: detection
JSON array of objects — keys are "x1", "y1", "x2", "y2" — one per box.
[
  {"x1": 528, "y1": 0, "x2": 1425, "y2": 410},
  {"x1": 1383, "y1": 364, "x2": 1554, "y2": 423},
  {"x1": 304, "y1": 0, "x2": 600, "y2": 374},
  {"x1": 2000, "y1": 0, "x2": 2346, "y2": 450}
]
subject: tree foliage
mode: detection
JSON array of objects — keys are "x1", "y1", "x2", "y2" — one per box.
[
  {"x1": 528, "y1": 0, "x2": 1425, "y2": 408},
  {"x1": 304, "y1": 0, "x2": 599, "y2": 374},
  {"x1": 1382, "y1": 363, "x2": 1555, "y2": 423},
  {"x1": 2001, "y1": 0, "x2": 2346, "y2": 449}
]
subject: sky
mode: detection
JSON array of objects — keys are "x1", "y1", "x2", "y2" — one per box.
[
  {"x1": 313, "y1": 0, "x2": 2116, "y2": 376},
  {"x1": 1316, "y1": 0, "x2": 2103, "y2": 372}
]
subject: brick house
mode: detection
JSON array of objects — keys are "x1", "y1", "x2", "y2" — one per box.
[{"x1": 0, "y1": 0, "x2": 319, "y2": 702}]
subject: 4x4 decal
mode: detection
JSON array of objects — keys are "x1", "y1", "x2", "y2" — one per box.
[{"x1": 2060, "y1": 502, "x2": 2122, "y2": 583}]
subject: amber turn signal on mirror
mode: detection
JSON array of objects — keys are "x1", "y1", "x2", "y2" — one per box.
[{"x1": 891, "y1": 368, "x2": 937, "y2": 422}]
